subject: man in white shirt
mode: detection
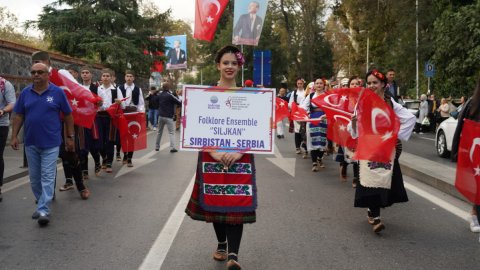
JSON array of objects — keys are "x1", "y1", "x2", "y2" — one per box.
[
  {"x1": 288, "y1": 78, "x2": 307, "y2": 154},
  {"x1": 117, "y1": 70, "x2": 145, "y2": 167},
  {"x1": 97, "y1": 68, "x2": 122, "y2": 173}
]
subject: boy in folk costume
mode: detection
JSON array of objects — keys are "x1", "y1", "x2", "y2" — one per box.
[
  {"x1": 117, "y1": 70, "x2": 145, "y2": 167},
  {"x1": 96, "y1": 68, "x2": 122, "y2": 173}
]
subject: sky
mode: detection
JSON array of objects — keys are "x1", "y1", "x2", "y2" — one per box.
[{"x1": 0, "y1": 0, "x2": 195, "y2": 37}]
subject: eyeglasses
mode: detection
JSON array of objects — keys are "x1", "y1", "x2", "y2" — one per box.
[{"x1": 30, "y1": 70, "x2": 47, "y2": 75}]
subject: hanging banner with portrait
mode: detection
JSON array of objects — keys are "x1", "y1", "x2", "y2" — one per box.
[
  {"x1": 180, "y1": 85, "x2": 275, "y2": 154},
  {"x1": 165, "y1": 35, "x2": 188, "y2": 70},
  {"x1": 232, "y1": 0, "x2": 269, "y2": 46}
]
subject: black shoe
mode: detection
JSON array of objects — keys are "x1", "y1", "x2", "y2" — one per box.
[
  {"x1": 38, "y1": 213, "x2": 50, "y2": 226},
  {"x1": 277, "y1": 135, "x2": 281, "y2": 139},
  {"x1": 155, "y1": 148, "x2": 159, "y2": 151},
  {"x1": 170, "y1": 149, "x2": 178, "y2": 153},
  {"x1": 32, "y1": 211, "x2": 40, "y2": 219}
]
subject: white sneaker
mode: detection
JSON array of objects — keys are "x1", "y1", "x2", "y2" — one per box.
[
  {"x1": 153, "y1": 127, "x2": 157, "y2": 131},
  {"x1": 470, "y1": 215, "x2": 480, "y2": 233}
]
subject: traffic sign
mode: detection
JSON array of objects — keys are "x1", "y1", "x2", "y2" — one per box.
[
  {"x1": 425, "y1": 62, "x2": 435, "y2": 77},
  {"x1": 253, "y1": 50, "x2": 271, "y2": 86}
]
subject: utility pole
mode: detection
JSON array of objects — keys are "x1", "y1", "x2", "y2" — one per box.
[{"x1": 416, "y1": 0, "x2": 419, "y2": 99}]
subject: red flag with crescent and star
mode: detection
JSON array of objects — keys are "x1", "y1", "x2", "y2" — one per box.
[
  {"x1": 194, "y1": 0, "x2": 229, "y2": 41},
  {"x1": 353, "y1": 89, "x2": 400, "y2": 163},
  {"x1": 50, "y1": 69, "x2": 101, "y2": 128},
  {"x1": 455, "y1": 119, "x2": 480, "y2": 204},
  {"x1": 122, "y1": 112, "x2": 147, "y2": 152},
  {"x1": 322, "y1": 106, "x2": 357, "y2": 149},
  {"x1": 275, "y1": 97, "x2": 289, "y2": 123},
  {"x1": 311, "y1": 87, "x2": 361, "y2": 149},
  {"x1": 290, "y1": 102, "x2": 322, "y2": 125}
]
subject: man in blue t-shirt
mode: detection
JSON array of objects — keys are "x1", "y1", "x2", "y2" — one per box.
[{"x1": 11, "y1": 63, "x2": 74, "y2": 227}]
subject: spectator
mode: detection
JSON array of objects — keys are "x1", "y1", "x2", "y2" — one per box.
[
  {"x1": 154, "y1": 82, "x2": 181, "y2": 152},
  {"x1": 11, "y1": 63, "x2": 75, "y2": 226},
  {"x1": 0, "y1": 77, "x2": 16, "y2": 202},
  {"x1": 414, "y1": 94, "x2": 429, "y2": 134},
  {"x1": 145, "y1": 86, "x2": 159, "y2": 130},
  {"x1": 386, "y1": 69, "x2": 400, "y2": 102},
  {"x1": 437, "y1": 98, "x2": 450, "y2": 124}
]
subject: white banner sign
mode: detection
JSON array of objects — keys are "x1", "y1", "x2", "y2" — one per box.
[{"x1": 181, "y1": 85, "x2": 275, "y2": 154}]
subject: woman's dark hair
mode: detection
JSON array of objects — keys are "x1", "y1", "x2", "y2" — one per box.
[
  {"x1": 348, "y1": 75, "x2": 360, "y2": 87},
  {"x1": 365, "y1": 69, "x2": 387, "y2": 85},
  {"x1": 469, "y1": 78, "x2": 480, "y2": 117},
  {"x1": 215, "y1": 45, "x2": 241, "y2": 64}
]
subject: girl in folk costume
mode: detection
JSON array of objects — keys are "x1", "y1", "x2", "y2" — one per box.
[
  {"x1": 301, "y1": 79, "x2": 328, "y2": 171},
  {"x1": 451, "y1": 79, "x2": 480, "y2": 234},
  {"x1": 185, "y1": 46, "x2": 255, "y2": 270},
  {"x1": 335, "y1": 76, "x2": 361, "y2": 187},
  {"x1": 349, "y1": 70, "x2": 415, "y2": 233}
]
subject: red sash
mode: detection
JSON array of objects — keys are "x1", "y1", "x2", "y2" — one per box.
[{"x1": 198, "y1": 152, "x2": 257, "y2": 213}]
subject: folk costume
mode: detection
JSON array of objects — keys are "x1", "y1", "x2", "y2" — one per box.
[
  {"x1": 97, "y1": 84, "x2": 121, "y2": 172},
  {"x1": 117, "y1": 83, "x2": 145, "y2": 166},
  {"x1": 301, "y1": 92, "x2": 328, "y2": 170},
  {"x1": 80, "y1": 83, "x2": 102, "y2": 177},
  {"x1": 349, "y1": 91, "x2": 415, "y2": 231}
]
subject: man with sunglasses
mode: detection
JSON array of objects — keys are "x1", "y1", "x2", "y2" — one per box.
[
  {"x1": 11, "y1": 63, "x2": 75, "y2": 227},
  {"x1": 30, "y1": 51, "x2": 91, "y2": 201}
]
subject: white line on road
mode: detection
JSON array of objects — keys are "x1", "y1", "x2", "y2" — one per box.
[
  {"x1": 418, "y1": 136, "x2": 435, "y2": 142},
  {"x1": 138, "y1": 175, "x2": 195, "y2": 270},
  {"x1": 404, "y1": 182, "x2": 470, "y2": 221}
]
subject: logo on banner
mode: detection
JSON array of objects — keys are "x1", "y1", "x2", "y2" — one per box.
[{"x1": 209, "y1": 95, "x2": 220, "y2": 109}]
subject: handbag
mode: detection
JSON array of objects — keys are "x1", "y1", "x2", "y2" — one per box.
[{"x1": 422, "y1": 117, "x2": 430, "y2": 126}]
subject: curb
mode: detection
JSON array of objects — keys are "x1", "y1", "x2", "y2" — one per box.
[{"x1": 399, "y1": 152, "x2": 467, "y2": 203}]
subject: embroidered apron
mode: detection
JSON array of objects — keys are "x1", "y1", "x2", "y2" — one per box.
[{"x1": 198, "y1": 152, "x2": 257, "y2": 213}]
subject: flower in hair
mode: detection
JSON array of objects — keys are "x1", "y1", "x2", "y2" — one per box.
[
  {"x1": 372, "y1": 69, "x2": 385, "y2": 81},
  {"x1": 235, "y1": 51, "x2": 245, "y2": 66}
]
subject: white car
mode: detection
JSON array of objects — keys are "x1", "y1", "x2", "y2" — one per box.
[
  {"x1": 400, "y1": 99, "x2": 421, "y2": 116},
  {"x1": 435, "y1": 111, "x2": 459, "y2": 158}
]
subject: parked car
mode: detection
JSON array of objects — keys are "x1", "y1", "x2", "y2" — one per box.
[
  {"x1": 400, "y1": 99, "x2": 421, "y2": 116},
  {"x1": 435, "y1": 108, "x2": 461, "y2": 158}
]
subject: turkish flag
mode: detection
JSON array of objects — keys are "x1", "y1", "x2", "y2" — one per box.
[
  {"x1": 290, "y1": 102, "x2": 322, "y2": 125},
  {"x1": 52, "y1": 70, "x2": 101, "y2": 128},
  {"x1": 322, "y1": 106, "x2": 357, "y2": 149},
  {"x1": 275, "y1": 97, "x2": 289, "y2": 123},
  {"x1": 353, "y1": 89, "x2": 400, "y2": 163},
  {"x1": 194, "y1": 0, "x2": 229, "y2": 41},
  {"x1": 311, "y1": 87, "x2": 362, "y2": 114},
  {"x1": 121, "y1": 112, "x2": 147, "y2": 152},
  {"x1": 455, "y1": 119, "x2": 480, "y2": 204}
]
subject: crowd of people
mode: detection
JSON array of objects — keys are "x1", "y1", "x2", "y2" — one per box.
[
  {"x1": 1, "y1": 51, "x2": 183, "y2": 227},
  {"x1": 0, "y1": 44, "x2": 478, "y2": 270}
]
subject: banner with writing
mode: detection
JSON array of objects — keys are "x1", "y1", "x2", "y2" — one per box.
[{"x1": 181, "y1": 85, "x2": 274, "y2": 154}]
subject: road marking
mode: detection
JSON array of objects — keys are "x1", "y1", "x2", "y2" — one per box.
[
  {"x1": 418, "y1": 136, "x2": 435, "y2": 142},
  {"x1": 138, "y1": 174, "x2": 195, "y2": 270},
  {"x1": 115, "y1": 142, "x2": 169, "y2": 179},
  {"x1": 404, "y1": 182, "x2": 469, "y2": 221},
  {"x1": 266, "y1": 144, "x2": 296, "y2": 177}
]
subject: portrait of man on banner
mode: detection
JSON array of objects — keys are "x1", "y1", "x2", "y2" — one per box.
[
  {"x1": 165, "y1": 35, "x2": 188, "y2": 70},
  {"x1": 232, "y1": 0, "x2": 268, "y2": 46}
]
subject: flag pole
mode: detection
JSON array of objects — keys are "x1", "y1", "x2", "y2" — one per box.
[{"x1": 241, "y1": 44, "x2": 244, "y2": 86}]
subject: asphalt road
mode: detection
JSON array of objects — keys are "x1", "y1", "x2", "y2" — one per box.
[
  {"x1": 0, "y1": 131, "x2": 477, "y2": 270},
  {"x1": 402, "y1": 131, "x2": 455, "y2": 168}
]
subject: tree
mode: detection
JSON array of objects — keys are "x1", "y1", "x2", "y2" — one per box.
[
  {"x1": 33, "y1": 0, "x2": 171, "y2": 76},
  {"x1": 0, "y1": 6, "x2": 48, "y2": 49},
  {"x1": 432, "y1": 0, "x2": 480, "y2": 98}
]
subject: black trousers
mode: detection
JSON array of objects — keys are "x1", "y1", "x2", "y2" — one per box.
[
  {"x1": 311, "y1": 149, "x2": 324, "y2": 163},
  {"x1": 0, "y1": 126, "x2": 9, "y2": 187},
  {"x1": 60, "y1": 145, "x2": 86, "y2": 192},
  {"x1": 98, "y1": 116, "x2": 114, "y2": 165},
  {"x1": 213, "y1": 223, "x2": 243, "y2": 256}
]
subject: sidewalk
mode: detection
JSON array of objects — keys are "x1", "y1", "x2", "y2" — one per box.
[
  {"x1": 399, "y1": 151, "x2": 464, "y2": 202},
  {"x1": 3, "y1": 144, "x2": 29, "y2": 184}
]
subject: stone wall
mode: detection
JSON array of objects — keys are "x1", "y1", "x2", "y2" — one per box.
[{"x1": 0, "y1": 39, "x2": 149, "y2": 92}]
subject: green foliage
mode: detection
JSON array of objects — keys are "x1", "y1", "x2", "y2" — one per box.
[
  {"x1": 0, "y1": 6, "x2": 49, "y2": 49},
  {"x1": 432, "y1": 1, "x2": 480, "y2": 97},
  {"x1": 33, "y1": 0, "x2": 171, "y2": 76}
]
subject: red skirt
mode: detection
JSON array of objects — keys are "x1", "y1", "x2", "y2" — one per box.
[{"x1": 185, "y1": 153, "x2": 256, "y2": 224}]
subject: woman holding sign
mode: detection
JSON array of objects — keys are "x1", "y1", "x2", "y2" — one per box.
[
  {"x1": 185, "y1": 45, "x2": 255, "y2": 270},
  {"x1": 349, "y1": 70, "x2": 415, "y2": 233}
]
